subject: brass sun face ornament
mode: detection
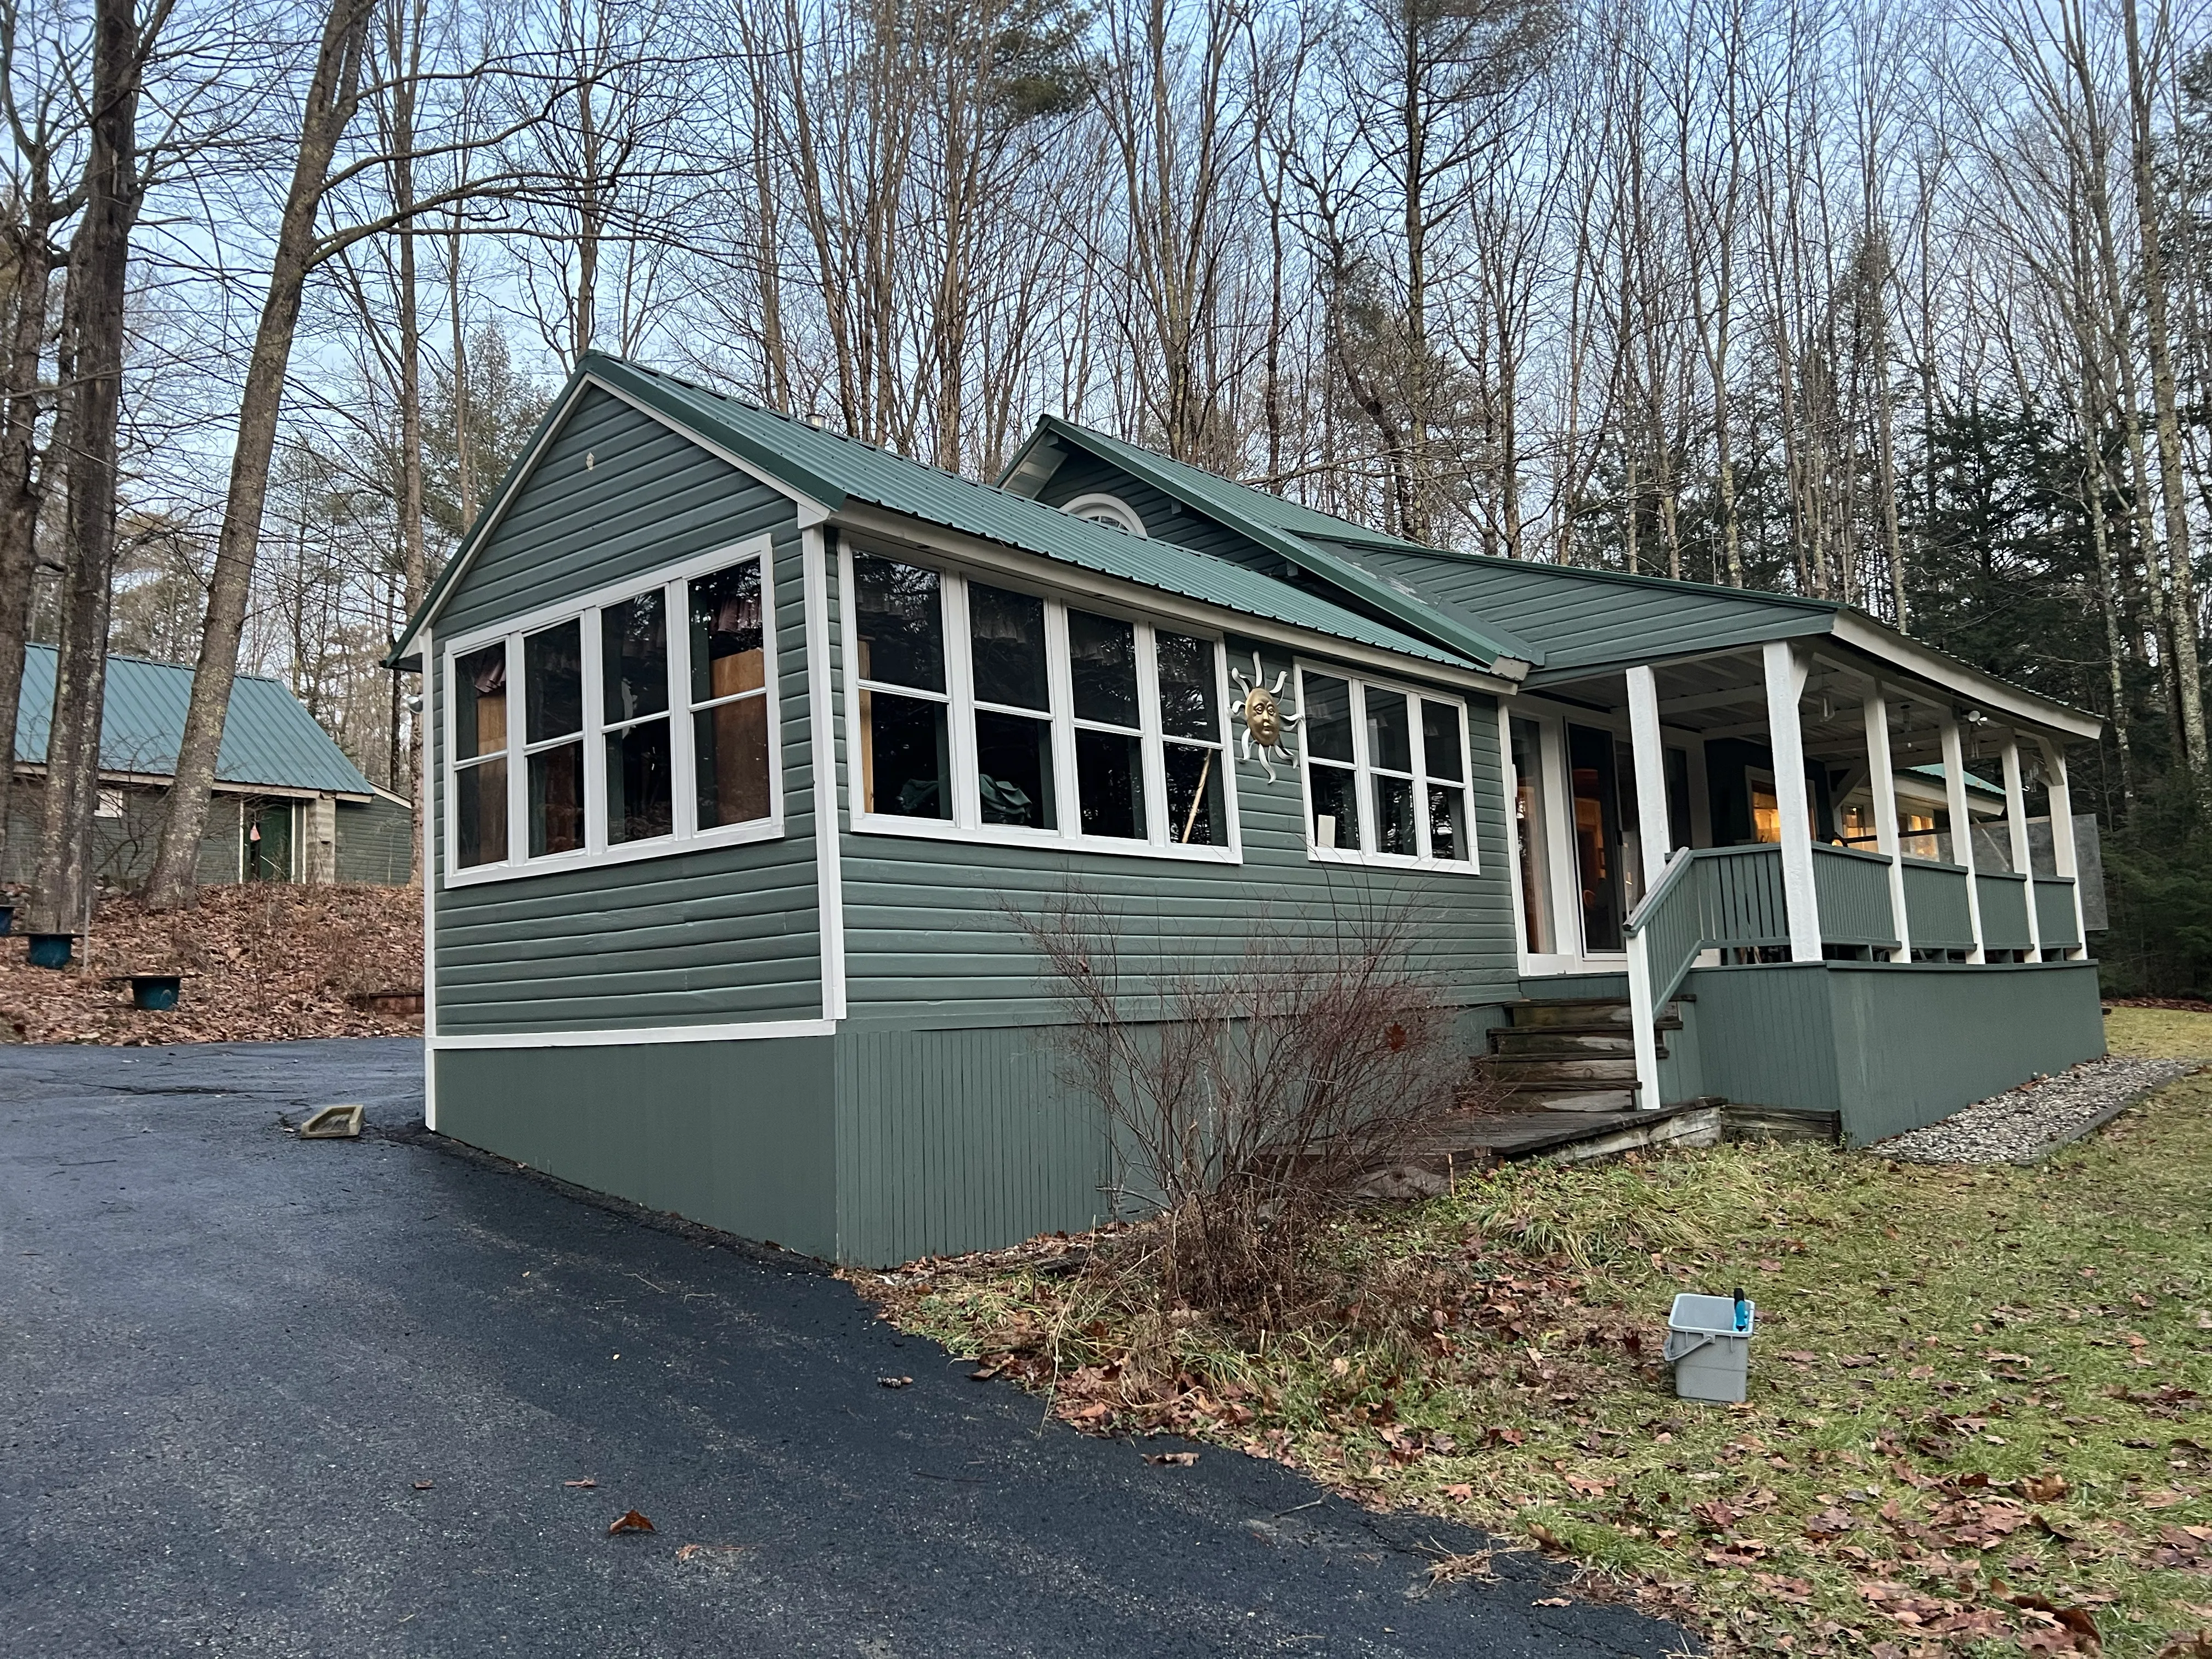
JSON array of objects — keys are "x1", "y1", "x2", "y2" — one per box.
[{"x1": 1229, "y1": 654, "x2": 1302, "y2": 781}]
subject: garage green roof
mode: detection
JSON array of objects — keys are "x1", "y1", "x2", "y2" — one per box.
[
  {"x1": 14, "y1": 644, "x2": 375, "y2": 795},
  {"x1": 396, "y1": 354, "x2": 1493, "y2": 676}
]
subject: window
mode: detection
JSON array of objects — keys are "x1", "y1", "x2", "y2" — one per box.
[
  {"x1": 844, "y1": 547, "x2": 1235, "y2": 858},
  {"x1": 1296, "y1": 667, "x2": 1477, "y2": 871},
  {"x1": 95, "y1": 788, "x2": 125, "y2": 820},
  {"x1": 1059, "y1": 493, "x2": 1146, "y2": 537},
  {"x1": 444, "y1": 541, "x2": 778, "y2": 883},
  {"x1": 524, "y1": 620, "x2": 584, "y2": 856},
  {"x1": 453, "y1": 642, "x2": 509, "y2": 867}
]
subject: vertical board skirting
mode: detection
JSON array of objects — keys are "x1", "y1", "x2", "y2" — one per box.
[
  {"x1": 1686, "y1": 960, "x2": 2106, "y2": 1143},
  {"x1": 834, "y1": 1025, "x2": 1110, "y2": 1267}
]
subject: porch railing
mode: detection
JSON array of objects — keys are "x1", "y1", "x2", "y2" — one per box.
[
  {"x1": 1624, "y1": 846, "x2": 1790, "y2": 1111},
  {"x1": 1976, "y1": 871, "x2": 2034, "y2": 953},
  {"x1": 1809, "y1": 844, "x2": 1901, "y2": 952},
  {"x1": 2035, "y1": 876, "x2": 2082, "y2": 951},
  {"x1": 1901, "y1": 857, "x2": 1975, "y2": 952}
]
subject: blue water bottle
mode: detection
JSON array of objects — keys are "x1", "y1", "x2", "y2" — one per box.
[{"x1": 1733, "y1": 1286, "x2": 1750, "y2": 1331}]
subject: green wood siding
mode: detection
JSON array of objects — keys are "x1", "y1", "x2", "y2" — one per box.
[
  {"x1": 335, "y1": 794, "x2": 413, "y2": 884},
  {"x1": 430, "y1": 391, "x2": 823, "y2": 1034},
  {"x1": 436, "y1": 1039, "x2": 838, "y2": 1258},
  {"x1": 835, "y1": 637, "x2": 1522, "y2": 1030}
]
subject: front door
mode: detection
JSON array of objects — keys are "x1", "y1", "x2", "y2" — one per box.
[{"x1": 1567, "y1": 724, "x2": 1632, "y2": 953}]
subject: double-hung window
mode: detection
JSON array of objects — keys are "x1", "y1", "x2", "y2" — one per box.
[
  {"x1": 845, "y1": 547, "x2": 1236, "y2": 857},
  {"x1": 444, "y1": 539, "x2": 779, "y2": 883},
  {"x1": 1296, "y1": 667, "x2": 1476, "y2": 870}
]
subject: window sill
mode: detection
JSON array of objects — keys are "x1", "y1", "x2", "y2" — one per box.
[
  {"x1": 1305, "y1": 844, "x2": 1483, "y2": 877},
  {"x1": 847, "y1": 811, "x2": 1243, "y2": 866},
  {"x1": 442, "y1": 816, "x2": 786, "y2": 888}
]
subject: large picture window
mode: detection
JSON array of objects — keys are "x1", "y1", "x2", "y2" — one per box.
[
  {"x1": 444, "y1": 541, "x2": 780, "y2": 883},
  {"x1": 1296, "y1": 667, "x2": 1477, "y2": 871},
  {"x1": 843, "y1": 546, "x2": 1237, "y2": 860}
]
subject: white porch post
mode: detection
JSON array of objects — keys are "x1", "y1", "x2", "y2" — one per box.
[
  {"x1": 2002, "y1": 735, "x2": 2042, "y2": 961},
  {"x1": 2038, "y1": 736, "x2": 2087, "y2": 956},
  {"x1": 1861, "y1": 684, "x2": 1911, "y2": 961},
  {"x1": 1626, "y1": 664, "x2": 1672, "y2": 883},
  {"x1": 1939, "y1": 713, "x2": 1985, "y2": 963},
  {"x1": 1763, "y1": 640, "x2": 1822, "y2": 962}
]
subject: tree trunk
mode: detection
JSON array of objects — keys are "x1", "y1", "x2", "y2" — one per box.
[
  {"x1": 29, "y1": 0, "x2": 143, "y2": 934},
  {"x1": 2120, "y1": 0, "x2": 2209, "y2": 804},
  {"x1": 144, "y1": 0, "x2": 374, "y2": 909},
  {"x1": 0, "y1": 189, "x2": 62, "y2": 853},
  {"x1": 389, "y1": 0, "x2": 427, "y2": 882}
]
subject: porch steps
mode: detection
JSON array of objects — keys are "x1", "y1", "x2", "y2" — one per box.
[{"x1": 1475, "y1": 995, "x2": 1685, "y2": 1114}]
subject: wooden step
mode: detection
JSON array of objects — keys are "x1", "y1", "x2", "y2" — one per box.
[
  {"x1": 1488, "y1": 1085, "x2": 1639, "y2": 1113},
  {"x1": 1509, "y1": 999, "x2": 1633, "y2": 1028},
  {"x1": 1491, "y1": 1028, "x2": 1638, "y2": 1058},
  {"x1": 1351, "y1": 1101, "x2": 1725, "y2": 1197},
  {"x1": 1482, "y1": 1053, "x2": 1640, "y2": 1084}
]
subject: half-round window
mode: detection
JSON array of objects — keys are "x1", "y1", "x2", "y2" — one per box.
[{"x1": 1061, "y1": 493, "x2": 1147, "y2": 538}]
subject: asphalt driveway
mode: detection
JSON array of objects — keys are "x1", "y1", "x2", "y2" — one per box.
[{"x1": 1, "y1": 1038, "x2": 1692, "y2": 1657}]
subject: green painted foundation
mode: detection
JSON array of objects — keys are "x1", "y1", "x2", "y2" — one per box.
[
  {"x1": 1683, "y1": 958, "x2": 2106, "y2": 1143},
  {"x1": 435, "y1": 1024, "x2": 1114, "y2": 1267}
]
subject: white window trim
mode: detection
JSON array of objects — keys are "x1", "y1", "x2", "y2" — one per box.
[
  {"x1": 1059, "y1": 492, "x2": 1148, "y2": 538},
  {"x1": 1294, "y1": 663, "x2": 1481, "y2": 876},
  {"x1": 837, "y1": 538, "x2": 1243, "y2": 865},
  {"x1": 439, "y1": 536, "x2": 784, "y2": 888}
]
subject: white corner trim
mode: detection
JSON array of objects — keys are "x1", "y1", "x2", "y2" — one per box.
[
  {"x1": 804, "y1": 526, "x2": 849, "y2": 1021},
  {"x1": 420, "y1": 620, "x2": 438, "y2": 1133},
  {"x1": 431, "y1": 1018, "x2": 838, "y2": 1052}
]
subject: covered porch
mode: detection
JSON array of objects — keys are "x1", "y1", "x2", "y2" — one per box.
[{"x1": 1500, "y1": 629, "x2": 2107, "y2": 1143}]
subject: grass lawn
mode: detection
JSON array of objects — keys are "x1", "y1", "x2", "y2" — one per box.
[{"x1": 864, "y1": 1007, "x2": 2212, "y2": 1657}]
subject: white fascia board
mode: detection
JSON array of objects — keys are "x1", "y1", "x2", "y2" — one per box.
[
  {"x1": 828, "y1": 503, "x2": 1522, "y2": 698},
  {"x1": 1827, "y1": 614, "x2": 2102, "y2": 741}
]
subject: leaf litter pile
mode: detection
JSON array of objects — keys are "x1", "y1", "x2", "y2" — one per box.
[
  {"x1": 858, "y1": 1008, "x2": 2212, "y2": 1658},
  {"x1": 0, "y1": 884, "x2": 421, "y2": 1045}
]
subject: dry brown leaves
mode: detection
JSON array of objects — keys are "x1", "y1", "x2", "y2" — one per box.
[{"x1": 0, "y1": 884, "x2": 421, "y2": 1045}]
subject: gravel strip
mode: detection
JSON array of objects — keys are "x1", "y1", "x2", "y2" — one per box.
[{"x1": 1877, "y1": 1055, "x2": 2204, "y2": 1165}]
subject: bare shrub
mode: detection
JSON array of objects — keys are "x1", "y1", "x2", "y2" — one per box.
[{"x1": 1016, "y1": 888, "x2": 1476, "y2": 1327}]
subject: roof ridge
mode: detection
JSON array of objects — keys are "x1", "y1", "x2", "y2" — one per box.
[{"x1": 22, "y1": 639, "x2": 288, "y2": 685}]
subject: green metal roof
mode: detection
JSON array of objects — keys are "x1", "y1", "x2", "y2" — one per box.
[
  {"x1": 398, "y1": 355, "x2": 1487, "y2": 675},
  {"x1": 1000, "y1": 416, "x2": 1537, "y2": 669},
  {"x1": 14, "y1": 644, "x2": 375, "y2": 795},
  {"x1": 1330, "y1": 544, "x2": 1838, "y2": 680},
  {"x1": 1008, "y1": 423, "x2": 2094, "y2": 732}
]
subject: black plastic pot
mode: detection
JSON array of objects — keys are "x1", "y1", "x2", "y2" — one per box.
[
  {"x1": 0, "y1": 902, "x2": 14, "y2": 936},
  {"x1": 26, "y1": 932, "x2": 74, "y2": 969},
  {"x1": 130, "y1": 974, "x2": 182, "y2": 1012}
]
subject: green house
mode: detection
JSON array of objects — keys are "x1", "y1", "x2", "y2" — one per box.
[{"x1": 391, "y1": 354, "x2": 2106, "y2": 1267}]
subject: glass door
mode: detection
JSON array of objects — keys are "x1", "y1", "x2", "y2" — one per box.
[
  {"x1": 1509, "y1": 719, "x2": 1554, "y2": 955},
  {"x1": 1568, "y1": 724, "x2": 1627, "y2": 952}
]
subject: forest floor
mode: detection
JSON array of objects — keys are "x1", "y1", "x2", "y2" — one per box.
[
  {"x1": 862, "y1": 1007, "x2": 2212, "y2": 1658},
  {"x1": 0, "y1": 883, "x2": 422, "y2": 1045}
]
